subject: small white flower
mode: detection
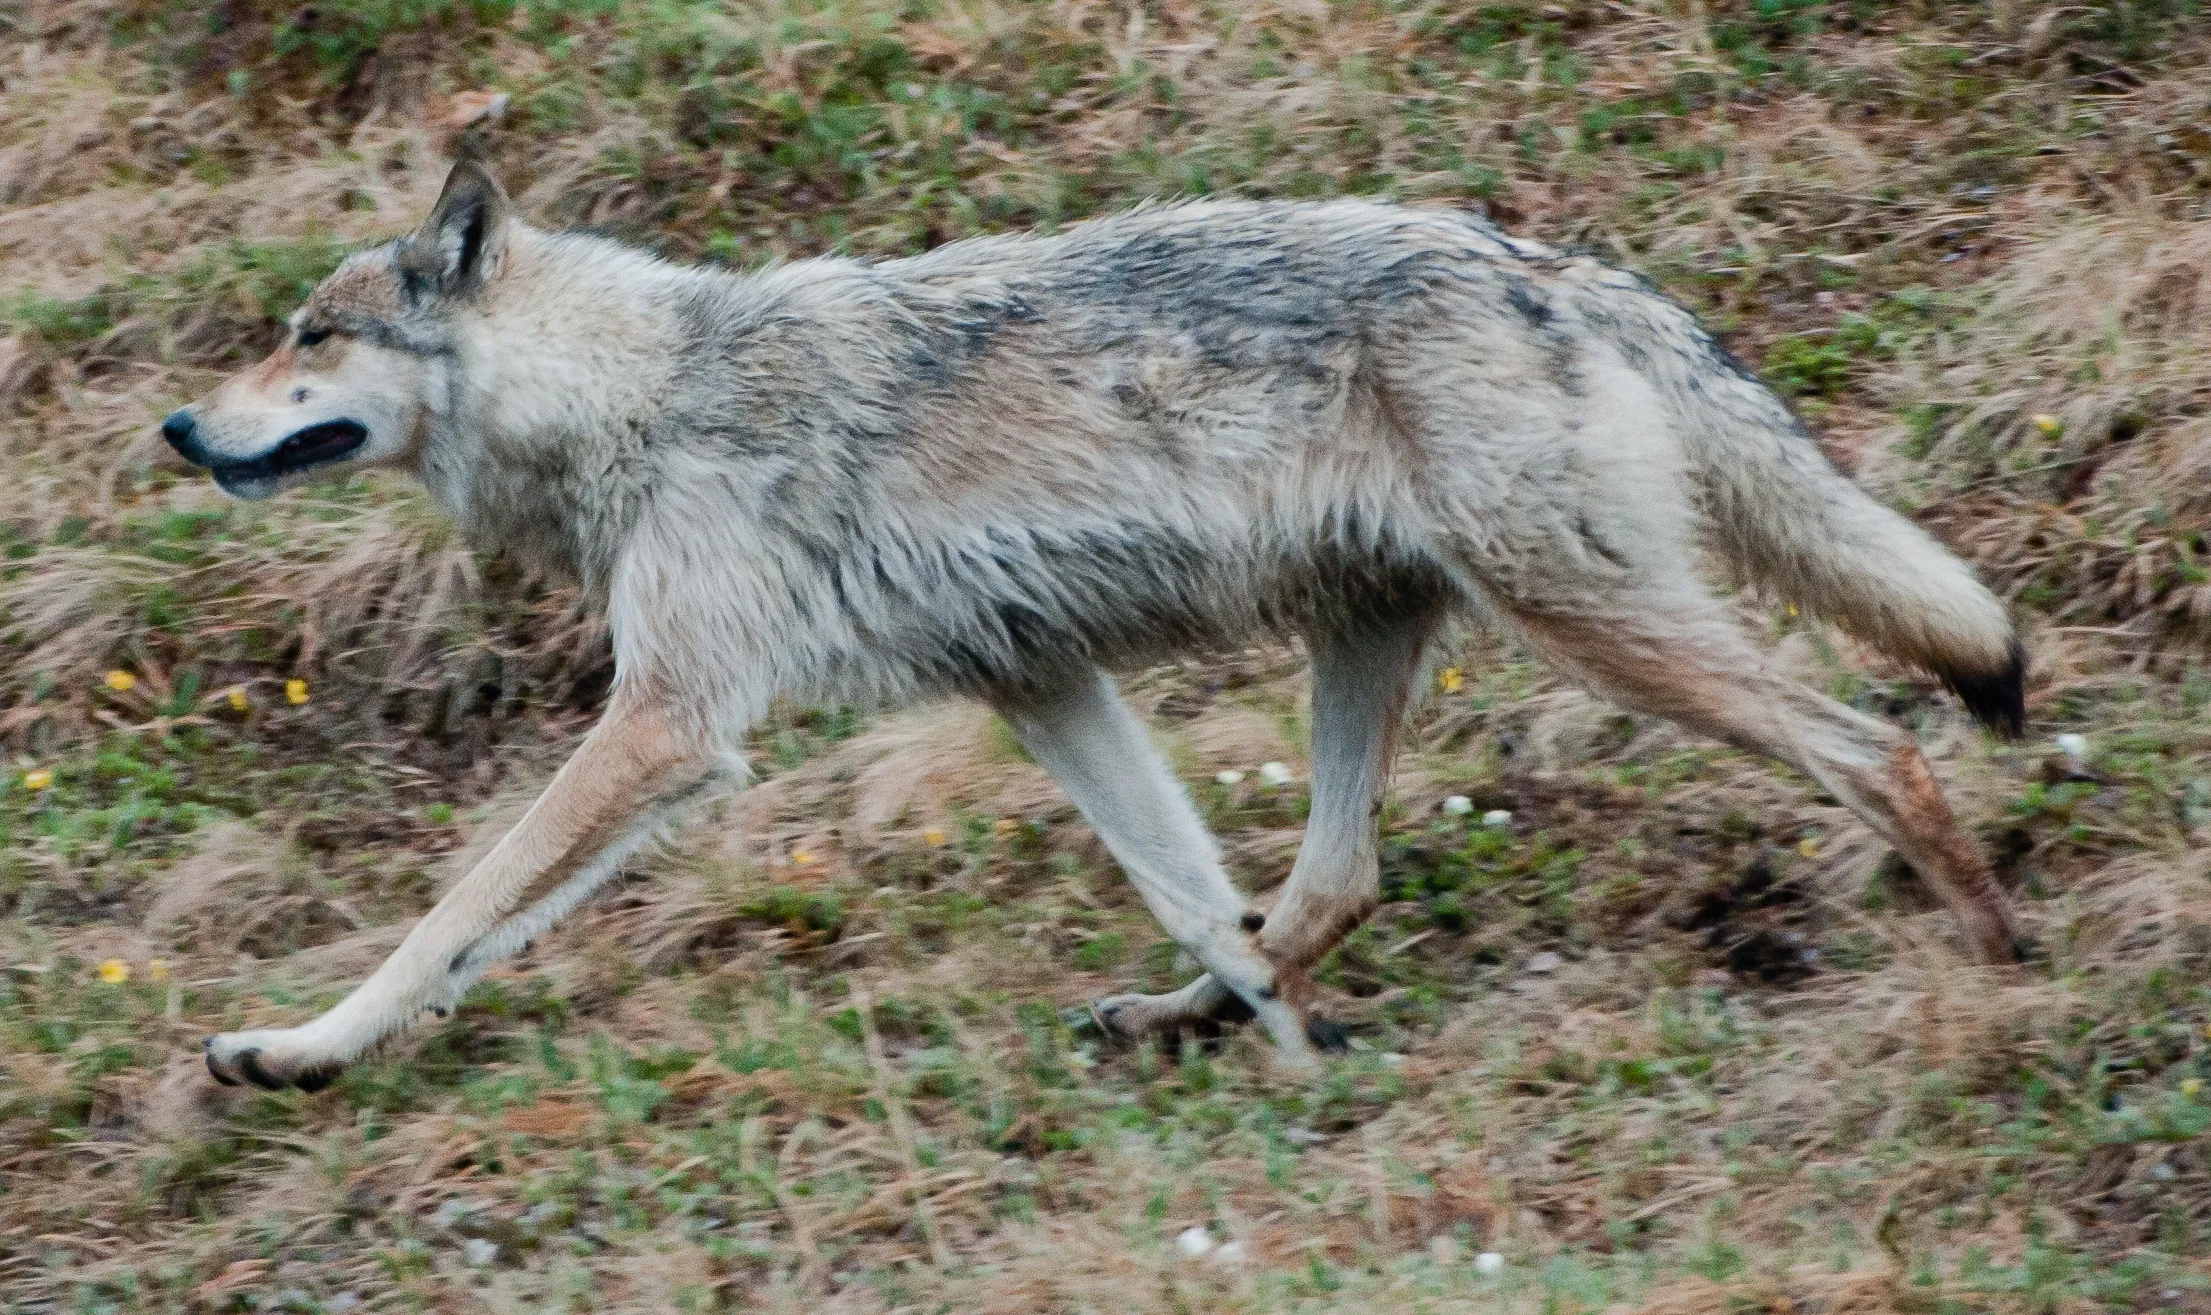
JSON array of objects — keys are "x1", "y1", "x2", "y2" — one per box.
[
  {"x1": 1176, "y1": 1226, "x2": 1215, "y2": 1257},
  {"x1": 2055, "y1": 732, "x2": 2088, "y2": 765},
  {"x1": 1216, "y1": 769, "x2": 1245, "y2": 785},
  {"x1": 1475, "y1": 1251, "x2": 1505, "y2": 1276},
  {"x1": 1258, "y1": 761, "x2": 1293, "y2": 787},
  {"x1": 1442, "y1": 794, "x2": 1474, "y2": 816},
  {"x1": 463, "y1": 1238, "x2": 499, "y2": 1266},
  {"x1": 1211, "y1": 1239, "x2": 1247, "y2": 1265},
  {"x1": 1481, "y1": 809, "x2": 1513, "y2": 828}
]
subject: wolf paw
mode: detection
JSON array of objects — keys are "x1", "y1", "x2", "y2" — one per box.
[
  {"x1": 1088, "y1": 986, "x2": 1253, "y2": 1044},
  {"x1": 203, "y1": 1030, "x2": 343, "y2": 1092},
  {"x1": 1303, "y1": 1012, "x2": 1351, "y2": 1054}
]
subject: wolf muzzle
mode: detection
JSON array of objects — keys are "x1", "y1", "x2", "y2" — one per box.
[{"x1": 163, "y1": 410, "x2": 368, "y2": 490}]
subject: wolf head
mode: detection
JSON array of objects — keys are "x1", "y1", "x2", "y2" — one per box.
[{"x1": 162, "y1": 160, "x2": 512, "y2": 499}]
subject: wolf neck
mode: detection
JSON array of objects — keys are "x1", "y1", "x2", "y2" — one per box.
[{"x1": 421, "y1": 229, "x2": 707, "y2": 593}]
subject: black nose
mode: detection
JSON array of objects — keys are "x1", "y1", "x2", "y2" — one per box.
[{"x1": 161, "y1": 410, "x2": 199, "y2": 460}]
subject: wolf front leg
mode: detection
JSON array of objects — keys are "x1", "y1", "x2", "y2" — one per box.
[
  {"x1": 204, "y1": 692, "x2": 714, "y2": 1090},
  {"x1": 1088, "y1": 612, "x2": 1433, "y2": 1044},
  {"x1": 992, "y1": 671, "x2": 1325, "y2": 1073}
]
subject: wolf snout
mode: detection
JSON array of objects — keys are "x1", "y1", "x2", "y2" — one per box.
[
  {"x1": 165, "y1": 416, "x2": 371, "y2": 496},
  {"x1": 160, "y1": 408, "x2": 206, "y2": 465}
]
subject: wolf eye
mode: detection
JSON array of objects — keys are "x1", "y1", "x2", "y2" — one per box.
[{"x1": 297, "y1": 327, "x2": 330, "y2": 348}]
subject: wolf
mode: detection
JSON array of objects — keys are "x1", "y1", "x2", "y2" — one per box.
[{"x1": 166, "y1": 159, "x2": 2026, "y2": 1088}]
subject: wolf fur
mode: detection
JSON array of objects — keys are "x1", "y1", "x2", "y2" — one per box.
[{"x1": 171, "y1": 161, "x2": 2025, "y2": 1089}]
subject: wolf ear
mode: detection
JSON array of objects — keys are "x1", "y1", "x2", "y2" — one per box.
[{"x1": 398, "y1": 159, "x2": 509, "y2": 300}]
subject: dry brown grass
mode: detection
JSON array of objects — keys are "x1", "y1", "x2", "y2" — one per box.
[{"x1": 1874, "y1": 201, "x2": 2211, "y2": 649}]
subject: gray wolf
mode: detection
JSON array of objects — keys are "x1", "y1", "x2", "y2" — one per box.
[{"x1": 166, "y1": 160, "x2": 2026, "y2": 1089}]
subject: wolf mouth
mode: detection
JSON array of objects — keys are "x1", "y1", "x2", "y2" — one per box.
[{"x1": 210, "y1": 419, "x2": 368, "y2": 489}]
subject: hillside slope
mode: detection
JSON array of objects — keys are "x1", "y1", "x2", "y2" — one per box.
[{"x1": 4, "y1": 2, "x2": 2211, "y2": 1310}]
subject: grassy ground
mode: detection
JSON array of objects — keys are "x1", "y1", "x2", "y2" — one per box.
[{"x1": 5, "y1": 0, "x2": 2211, "y2": 1310}]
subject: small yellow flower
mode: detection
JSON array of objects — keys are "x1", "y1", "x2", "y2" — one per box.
[
  {"x1": 791, "y1": 849, "x2": 815, "y2": 866},
  {"x1": 23, "y1": 768, "x2": 52, "y2": 791},
  {"x1": 1798, "y1": 837, "x2": 1819, "y2": 858},
  {"x1": 1437, "y1": 666, "x2": 1465, "y2": 694},
  {"x1": 147, "y1": 958, "x2": 171, "y2": 983},
  {"x1": 1786, "y1": 602, "x2": 1800, "y2": 618},
  {"x1": 227, "y1": 686, "x2": 250, "y2": 712},
  {"x1": 2031, "y1": 413, "x2": 2062, "y2": 435},
  {"x1": 97, "y1": 959, "x2": 130, "y2": 984},
  {"x1": 2182, "y1": 1077, "x2": 2204, "y2": 1100},
  {"x1": 922, "y1": 827, "x2": 947, "y2": 847},
  {"x1": 285, "y1": 679, "x2": 309, "y2": 705},
  {"x1": 104, "y1": 670, "x2": 136, "y2": 692}
]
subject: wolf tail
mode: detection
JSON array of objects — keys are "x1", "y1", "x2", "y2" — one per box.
[{"x1": 1597, "y1": 280, "x2": 2025, "y2": 736}]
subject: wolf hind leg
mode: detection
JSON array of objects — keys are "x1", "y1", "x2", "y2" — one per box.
[
  {"x1": 1087, "y1": 609, "x2": 1436, "y2": 1046},
  {"x1": 1483, "y1": 571, "x2": 2022, "y2": 965}
]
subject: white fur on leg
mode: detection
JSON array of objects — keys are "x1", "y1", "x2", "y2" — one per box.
[
  {"x1": 995, "y1": 670, "x2": 1321, "y2": 1072},
  {"x1": 1094, "y1": 615, "x2": 1431, "y2": 1044}
]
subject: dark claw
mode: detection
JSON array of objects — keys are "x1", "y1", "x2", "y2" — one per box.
[
  {"x1": 1304, "y1": 1014, "x2": 1350, "y2": 1054},
  {"x1": 1087, "y1": 1001, "x2": 1133, "y2": 1045},
  {"x1": 203, "y1": 1037, "x2": 241, "y2": 1087},
  {"x1": 293, "y1": 1067, "x2": 335, "y2": 1093},
  {"x1": 236, "y1": 1049, "x2": 287, "y2": 1091},
  {"x1": 1184, "y1": 1014, "x2": 1228, "y2": 1044}
]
